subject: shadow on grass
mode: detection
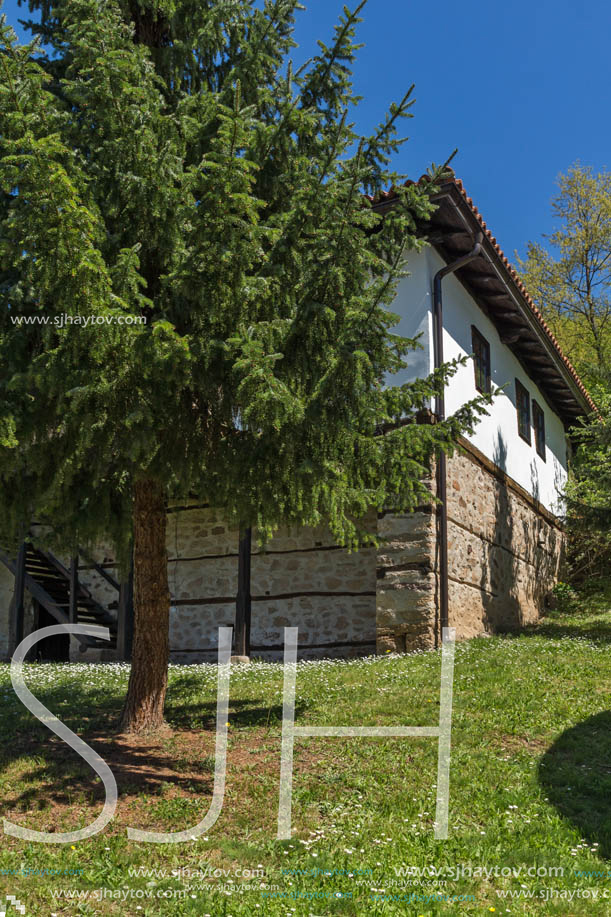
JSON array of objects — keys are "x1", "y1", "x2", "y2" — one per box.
[
  {"x1": 524, "y1": 619, "x2": 611, "y2": 642},
  {"x1": 0, "y1": 676, "x2": 295, "y2": 819},
  {"x1": 525, "y1": 618, "x2": 611, "y2": 643},
  {"x1": 539, "y1": 711, "x2": 611, "y2": 858},
  {"x1": 495, "y1": 609, "x2": 611, "y2": 644}
]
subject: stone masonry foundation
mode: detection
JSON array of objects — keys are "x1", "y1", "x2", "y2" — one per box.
[
  {"x1": 376, "y1": 439, "x2": 564, "y2": 652},
  {"x1": 3, "y1": 439, "x2": 563, "y2": 660}
]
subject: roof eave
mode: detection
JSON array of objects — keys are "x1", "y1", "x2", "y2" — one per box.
[{"x1": 372, "y1": 176, "x2": 596, "y2": 425}]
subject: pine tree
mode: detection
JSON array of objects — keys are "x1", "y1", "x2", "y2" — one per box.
[{"x1": 0, "y1": 1, "x2": 489, "y2": 732}]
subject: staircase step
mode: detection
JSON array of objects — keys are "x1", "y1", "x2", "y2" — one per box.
[
  {"x1": 72, "y1": 620, "x2": 117, "y2": 632},
  {"x1": 2, "y1": 544, "x2": 123, "y2": 661},
  {"x1": 26, "y1": 572, "x2": 65, "y2": 583}
]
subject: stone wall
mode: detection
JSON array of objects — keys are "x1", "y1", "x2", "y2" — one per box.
[
  {"x1": 375, "y1": 508, "x2": 437, "y2": 654},
  {"x1": 70, "y1": 504, "x2": 378, "y2": 661},
  {"x1": 445, "y1": 443, "x2": 563, "y2": 638},
  {"x1": 167, "y1": 505, "x2": 377, "y2": 661},
  {"x1": 0, "y1": 561, "x2": 39, "y2": 660},
  {"x1": 1, "y1": 446, "x2": 563, "y2": 661},
  {"x1": 375, "y1": 440, "x2": 564, "y2": 652}
]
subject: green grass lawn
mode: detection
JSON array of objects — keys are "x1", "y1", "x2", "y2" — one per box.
[{"x1": 0, "y1": 596, "x2": 610, "y2": 915}]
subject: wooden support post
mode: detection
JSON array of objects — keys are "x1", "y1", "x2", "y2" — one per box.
[
  {"x1": 13, "y1": 541, "x2": 26, "y2": 649},
  {"x1": 234, "y1": 527, "x2": 252, "y2": 658},
  {"x1": 69, "y1": 555, "x2": 79, "y2": 624},
  {"x1": 117, "y1": 548, "x2": 134, "y2": 661}
]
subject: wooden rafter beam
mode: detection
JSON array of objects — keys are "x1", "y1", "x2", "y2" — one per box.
[{"x1": 499, "y1": 330, "x2": 525, "y2": 344}]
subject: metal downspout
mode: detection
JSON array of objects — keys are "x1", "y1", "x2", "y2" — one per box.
[{"x1": 432, "y1": 233, "x2": 483, "y2": 644}]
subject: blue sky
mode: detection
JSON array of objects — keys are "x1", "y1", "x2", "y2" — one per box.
[{"x1": 4, "y1": 0, "x2": 610, "y2": 260}]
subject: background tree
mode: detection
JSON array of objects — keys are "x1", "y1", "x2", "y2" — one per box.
[
  {"x1": 519, "y1": 164, "x2": 611, "y2": 583},
  {"x1": 518, "y1": 163, "x2": 611, "y2": 391},
  {"x1": 0, "y1": 0, "x2": 489, "y2": 733},
  {"x1": 564, "y1": 386, "x2": 611, "y2": 582}
]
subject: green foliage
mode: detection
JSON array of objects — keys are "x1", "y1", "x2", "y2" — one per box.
[
  {"x1": 518, "y1": 163, "x2": 611, "y2": 390},
  {"x1": 550, "y1": 578, "x2": 611, "y2": 621},
  {"x1": 0, "y1": 0, "x2": 490, "y2": 564},
  {"x1": 563, "y1": 389, "x2": 611, "y2": 581},
  {"x1": 550, "y1": 580, "x2": 578, "y2": 612},
  {"x1": 518, "y1": 164, "x2": 611, "y2": 583}
]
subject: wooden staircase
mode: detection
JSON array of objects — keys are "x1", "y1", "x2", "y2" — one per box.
[
  {"x1": 0, "y1": 541, "x2": 124, "y2": 657},
  {"x1": 28, "y1": 546, "x2": 117, "y2": 650}
]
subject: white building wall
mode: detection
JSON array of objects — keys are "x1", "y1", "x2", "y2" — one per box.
[
  {"x1": 386, "y1": 246, "x2": 568, "y2": 515},
  {"x1": 386, "y1": 247, "x2": 434, "y2": 387}
]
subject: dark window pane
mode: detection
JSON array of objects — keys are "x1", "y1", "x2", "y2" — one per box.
[
  {"x1": 515, "y1": 379, "x2": 531, "y2": 444},
  {"x1": 532, "y1": 400, "x2": 546, "y2": 461},
  {"x1": 471, "y1": 326, "x2": 491, "y2": 394}
]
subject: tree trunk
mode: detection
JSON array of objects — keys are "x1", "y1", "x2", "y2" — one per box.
[{"x1": 120, "y1": 477, "x2": 170, "y2": 733}]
